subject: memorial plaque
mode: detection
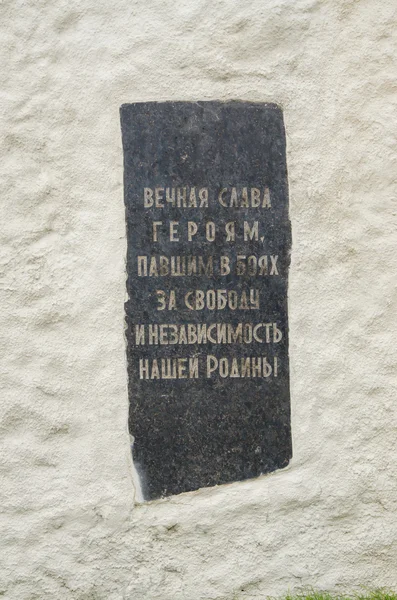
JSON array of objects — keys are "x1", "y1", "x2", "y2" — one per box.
[{"x1": 120, "y1": 101, "x2": 292, "y2": 500}]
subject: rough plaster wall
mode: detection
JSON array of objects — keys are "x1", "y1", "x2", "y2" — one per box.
[{"x1": 1, "y1": 0, "x2": 397, "y2": 598}]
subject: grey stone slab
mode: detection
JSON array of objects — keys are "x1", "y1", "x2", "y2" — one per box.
[{"x1": 120, "y1": 101, "x2": 292, "y2": 500}]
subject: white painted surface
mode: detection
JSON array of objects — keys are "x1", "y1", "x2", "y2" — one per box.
[{"x1": 1, "y1": 0, "x2": 397, "y2": 597}]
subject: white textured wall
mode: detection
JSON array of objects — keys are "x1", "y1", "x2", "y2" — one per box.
[{"x1": 1, "y1": 0, "x2": 397, "y2": 598}]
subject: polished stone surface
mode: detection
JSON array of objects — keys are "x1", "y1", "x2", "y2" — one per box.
[{"x1": 120, "y1": 101, "x2": 291, "y2": 500}]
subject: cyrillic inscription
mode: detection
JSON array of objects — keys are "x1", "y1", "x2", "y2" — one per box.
[{"x1": 120, "y1": 101, "x2": 292, "y2": 500}]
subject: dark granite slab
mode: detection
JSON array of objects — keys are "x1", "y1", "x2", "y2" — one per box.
[{"x1": 120, "y1": 101, "x2": 292, "y2": 500}]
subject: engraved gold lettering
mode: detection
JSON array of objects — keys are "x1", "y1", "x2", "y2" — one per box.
[
  {"x1": 270, "y1": 255, "x2": 279, "y2": 275},
  {"x1": 143, "y1": 188, "x2": 153, "y2": 208},
  {"x1": 188, "y1": 222, "x2": 198, "y2": 241},
  {"x1": 225, "y1": 222, "x2": 235, "y2": 242},
  {"x1": 218, "y1": 188, "x2": 228, "y2": 207},
  {"x1": 152, "y1": 221, "x2": 162, "y2": 242},
  {"x1": 188, "y1": 187, "x2": 197, "y2": 208},
  {"x1": 170, "y1": 221, "x2": 179, "y2": 242},
  {"x1": 135, "y1": 325, "x2": 145, "y2": 345},
  {"x1": 199, "y1": 188, "x2": 208, "y2": 207},
  {"x1": 155, "y1": 187, "x2": 164, "y2": 208},
  {"x1": 166, "y1": 188, "x2": 175, "y2": 206},
  {"x1": 244, "y1": 221, "x2": 259, "y2": 241},
  {"x1": 137, "y1": 256, "x2": 147, "y2": 276},
  {"x1": 139, "y1": 359, "x2": 150, "y2": 379},
  {"x1": 220, "y1": 256, "x2": 230, "y2": 275},
  {"x1": 206, "y1": 222, "x2": 216, "y2": 242}
]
